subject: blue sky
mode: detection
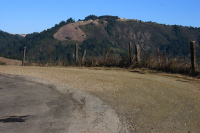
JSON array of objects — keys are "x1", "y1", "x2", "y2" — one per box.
[{"x1": 0, "y1": 0, "x2": 200, "y2": 34}]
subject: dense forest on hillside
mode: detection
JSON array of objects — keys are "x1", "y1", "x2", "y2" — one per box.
[{"x1": 0, "y1": 15, "x2": 200, "y2": 68}]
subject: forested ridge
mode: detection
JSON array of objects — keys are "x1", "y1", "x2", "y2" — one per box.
[{"x1": 0, "y1": 15, "x2": 200, "y2": 66}]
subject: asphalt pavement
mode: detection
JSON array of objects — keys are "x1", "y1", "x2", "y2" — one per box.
[
  {"x1": 0, "y1": 74, "x2": 76, "y2": 133},
  {"x1": 0, "y1": 74, "x2": 128, "y2": 133}
]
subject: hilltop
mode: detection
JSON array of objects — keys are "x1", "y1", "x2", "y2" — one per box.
[
  {"x1": 54, "y1": 20, "x2": 99, "y2": 41},
  {"x1": 9, "y1": 33, "x2": 27, "y2": 37}
]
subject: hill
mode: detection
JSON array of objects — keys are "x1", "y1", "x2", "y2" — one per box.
[
  {"x1": 0, "y1": 15, "x2": 200, "y2": 66},
  {"x1": 0, "y1": 30, "x2": 24, "y2": 60},
  {"x1": 73, "y1": 17, "x2": 200, "y2": 56}
]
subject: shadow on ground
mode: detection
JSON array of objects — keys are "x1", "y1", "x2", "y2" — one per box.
[{"x1": 0, "y1": 115, "x2": 29, "y2": 123}]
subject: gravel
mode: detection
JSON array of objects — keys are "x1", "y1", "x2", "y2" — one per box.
[{"x1": 0, "y1": 66, "x2": 200, "y2": 132}]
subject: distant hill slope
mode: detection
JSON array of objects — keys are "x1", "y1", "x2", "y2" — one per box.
[
  {"x1": 78, "y1": 18, "x2": 200, "y2": 53},
  {"x1": 54, "y1": 17, "x2": 200, "y2": 55},
  {"x1": 0, "y1": 30, "x2": 24, "y2": 60},
  {"x1": 0, "y1": 15, "x2": 200, "y2": 64},
  {"x1": 0, "y1": 57, "x2": 21, "y2": 65}
]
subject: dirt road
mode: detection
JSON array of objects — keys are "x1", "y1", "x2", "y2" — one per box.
[{"x1": 0, "y1": 66, "x2": 200, "y2": 132}]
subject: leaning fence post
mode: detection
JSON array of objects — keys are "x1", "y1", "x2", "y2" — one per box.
[
  {"x1": 135, "y1": 44, "x2": 140, "y2": 64},
  {"x1": 75, "y1": 43, "x2": 79, "y2": 65},
  {"x1": 81, "y1": 50, "x2": 86, "y2": 66},
  {"x1": 190, "y1": 41, "x2": 196, "y2": 73},
  {"x1": 129, "y1": 42, "x2": 133, "y2": 66},
  {"x1": 22, "y1": 46, "x2": 26, "y2": 66}
]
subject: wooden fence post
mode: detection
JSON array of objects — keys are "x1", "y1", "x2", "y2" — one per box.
[
  {"x1": 103, "y1": 47, "x2": 109, "y2": 66},
  {"x1": 75, "y1": 43, "x2": 79, "y2": 65},
  {"x1": 164, "y1": 51, "x2": 168, "y2": 66},
  {"x1": 81, "y1": 50, "x2": 86, "y2": 66},
  {"x1": 49, "y1": 47, "x2": 53, "y2": 65},
  {"x1": 157, "y1": 48, "x2": 162, "y2": 68},
  {"x1": 190, "y1": 41, "x2": 196, "y2": 73},
  {"x1": 129, "y1": 42, "x2": 133, "y2": 66},
  {"x1": 22, "y1": 46, "x2": 26, "y2": 66},
  {"x1": 135, "y1": 44, "x2": 140, "y2": 64}
]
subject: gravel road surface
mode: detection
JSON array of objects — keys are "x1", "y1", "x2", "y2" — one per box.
[{"x1": 0, "y1": 66, "x2": 200, "y2": 132}]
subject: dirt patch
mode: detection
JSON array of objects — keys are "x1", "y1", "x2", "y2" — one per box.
[
  {"x1": 54, "y1": 20, "x2": 100, "y2": 42},
  {"x1": 0, "y1": 66, "x2": 200, "y2": 132},
  {"x1": 0, "y1": 57, "x2": 21, "y2": 66}
]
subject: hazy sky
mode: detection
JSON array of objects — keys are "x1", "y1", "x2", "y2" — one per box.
[{"x1": 0, "y1": 0, "x2": 200, "y2": 34}]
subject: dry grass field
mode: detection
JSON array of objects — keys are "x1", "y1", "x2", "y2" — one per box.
[{"x1": 0, "y1": 65, "x2": 200, "y2": 132}]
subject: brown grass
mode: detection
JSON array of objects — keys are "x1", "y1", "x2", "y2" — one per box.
[
  {"x1": 80, "y1": 55, "x2": 199, "y2": 76},
  {"x1": 0, "y1": 57, "x2": 21, "y2": 66},
  {"x1": 54, "y1": 20, "x2": 100, "y2": 42},
  {"x1": 139, "y1": 54, "x2": 199, "y2": 76},
  {"x1": 29, "y1": 53, "x2": 200, "y2": 77}
]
